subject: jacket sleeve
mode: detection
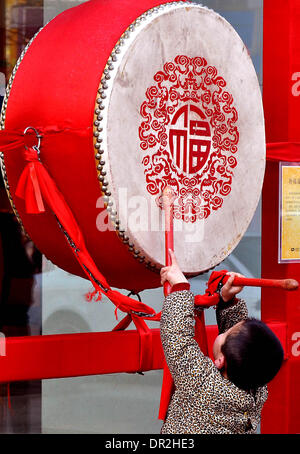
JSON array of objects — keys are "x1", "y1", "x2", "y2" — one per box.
[
  {"x1": 160, "y1": 289, "x2": 214, "y2": 391},
  {"x1": 216, "y1": 298, "x2": 249, "y2": 334}
]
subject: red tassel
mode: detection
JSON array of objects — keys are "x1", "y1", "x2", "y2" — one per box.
[
  {"x1": 84, "y1": 289, "x2": 102, "y2": 302},
  {"x1": 15, "y1": 148, "x2": 46, "y2": 214},
  {"x1": 95, "y1": 292, "x2": 102, "y2": 302},
  {"x1": 85, "y1": 290, "x2": 96, "y2": 302}
]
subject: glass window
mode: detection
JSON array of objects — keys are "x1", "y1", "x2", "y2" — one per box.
[{"x1": 0, "y1": 0, "x2": 44, "y2": 434}]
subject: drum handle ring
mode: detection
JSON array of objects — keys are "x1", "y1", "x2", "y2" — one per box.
[
  {"x1": 23, "y1": 126, "x2": 42, "y2": 153},
  {"x1": 127, "y1": 290, "x2": 142, "y2": 302}
]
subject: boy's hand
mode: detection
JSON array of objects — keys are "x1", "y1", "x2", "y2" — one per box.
[
  {"x1": 220, "y1": 272, "x2": 245, "y2": 303},
  {"x1": 160, "y1": 249, "x2": 188, "y2": 287}
]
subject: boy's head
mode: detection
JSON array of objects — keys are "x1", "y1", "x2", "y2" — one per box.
[{"x1": 213, "y1": 318, "x2": 284, "y2": 391}]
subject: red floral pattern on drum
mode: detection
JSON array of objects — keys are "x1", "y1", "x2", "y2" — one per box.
[{"x1": 139, "y1": 55, "x2": 239, "y2": 222}]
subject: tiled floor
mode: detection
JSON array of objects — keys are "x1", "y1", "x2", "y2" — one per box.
[{"x1": 42, "y1": 372, "x2": 163, "y2": 434}]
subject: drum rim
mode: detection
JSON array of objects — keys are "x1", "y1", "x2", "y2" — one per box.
[{"x1": 92, "y1": 0, "x2": 265, "y2": 274}]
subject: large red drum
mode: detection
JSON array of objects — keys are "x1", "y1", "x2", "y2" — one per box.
[{"x1": 0, "y1": 0, "x2": 265, "y2": 291}]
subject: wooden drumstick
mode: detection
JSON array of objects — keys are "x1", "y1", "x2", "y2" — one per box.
[
  {"x1": 162, "y1": 186, "x2": 174, "y2": 297},
  {"x1": 228, "y1": 276, "x2": 299, "y2": 291},
  {"x1": 194, "y1": 276, "x2": 299, "y2": 309}
]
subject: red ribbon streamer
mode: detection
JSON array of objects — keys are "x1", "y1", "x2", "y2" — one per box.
[
  {"x1": 15, "y1": 148, "x2": 45, "y2": 213},
  {"x1": 0, "y1": 128, "x2": 273, "y2": 384},
  {"x1": 0, "y1": 128, "x2": 157, "y2": 372},
  {"x1": 266, "y1": 142, "x2": 300, "y2": 162}
]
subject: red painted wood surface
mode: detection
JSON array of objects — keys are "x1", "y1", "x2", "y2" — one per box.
[
  {"x1": 0, "y1": 323, "x2": 287, "y2": 383},
  {"x1": 262, "y1": 0, "x2": 300, "y2": 434}
]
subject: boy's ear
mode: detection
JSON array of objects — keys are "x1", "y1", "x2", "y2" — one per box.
[{"x1": 214, "y1": 355, "x2": 225, "y2": 370}]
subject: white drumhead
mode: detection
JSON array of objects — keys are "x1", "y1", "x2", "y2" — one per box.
[{"x1": 95, "y1": 2, "x2": 265, "y2": 274}]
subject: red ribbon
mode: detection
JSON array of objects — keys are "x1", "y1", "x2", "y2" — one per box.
[
  {"x1": 15, "y1": 147, "x2": 45, "y2": 213},
  {"x1": 0, "y1": 129, "x2": 158, "y2": 372},
  {"x1": 16, "y1": 144, "x2": 156, "y2": 316},
  {"x1": 266, "y1": 142, "x2": 300, "y2": 162}
]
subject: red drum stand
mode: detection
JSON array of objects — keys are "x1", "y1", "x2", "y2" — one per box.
[{"x1": 261, "y1": 0, "x2": 300, "y2": 434}]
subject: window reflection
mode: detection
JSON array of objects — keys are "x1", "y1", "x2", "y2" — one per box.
[
  {"x1": 0, "y1": 0, "x2": 43, "y2": 336},
  {"x1": 2, "y1": 0, "x2": 43, "y2": 78},
  {"x1": 0, "y1": 213, "x2": 41, "y2": 337},
  {"x1": 0, "y1": 0, "x2": 43, "y2": 434}
]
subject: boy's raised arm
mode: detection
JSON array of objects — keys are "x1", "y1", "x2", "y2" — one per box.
[
  {"x1": 216, "y1": 273, "x2": 249, "y2": 333},
  {"x1": 160, "y1": 251, "x2": 214, "y2": 390}
]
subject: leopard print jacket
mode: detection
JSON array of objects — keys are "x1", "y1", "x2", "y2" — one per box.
[{"x1": 160, "y1": 290, "x2": 268, "y2": 434}]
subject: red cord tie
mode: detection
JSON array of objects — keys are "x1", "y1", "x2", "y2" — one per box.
[
  {"x1": 15, "y1": 147, "x2": 45, "y2": 214},
  {"x1": 85, "y1": 289, "x2": 102, "y2": 302}
]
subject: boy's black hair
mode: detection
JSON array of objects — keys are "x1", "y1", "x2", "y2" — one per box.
[{"x1": 221, "y1": 318, "x2": 284, "y2": 392}]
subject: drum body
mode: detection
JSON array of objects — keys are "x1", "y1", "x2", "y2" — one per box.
[{"x1": 0, "y1": 0, "x2": 265, "y2": 291}]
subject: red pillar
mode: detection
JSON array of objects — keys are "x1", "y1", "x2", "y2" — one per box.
[{"x1": 262, "y1": 0, "x2": 300, "y2": 434}]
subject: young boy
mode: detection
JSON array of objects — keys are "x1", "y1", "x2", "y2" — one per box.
[{"x1": 160, "y1": 250, "x2": 284, "y2": 434}]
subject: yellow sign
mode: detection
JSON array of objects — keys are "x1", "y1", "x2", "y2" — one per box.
[{"x1": 280, "y1": 163, "x2": 300, "y2": 262}]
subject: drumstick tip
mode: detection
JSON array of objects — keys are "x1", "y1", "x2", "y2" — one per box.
[
  {"x1": 162, "y1": 186, "x2": 174, "y2": 198},
  {"x1": 284, "y1": 279, "x2": 299, "y2": 290},
  {"x1": 162, "y1": 186, "x2": 175, "y2": 211}
]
